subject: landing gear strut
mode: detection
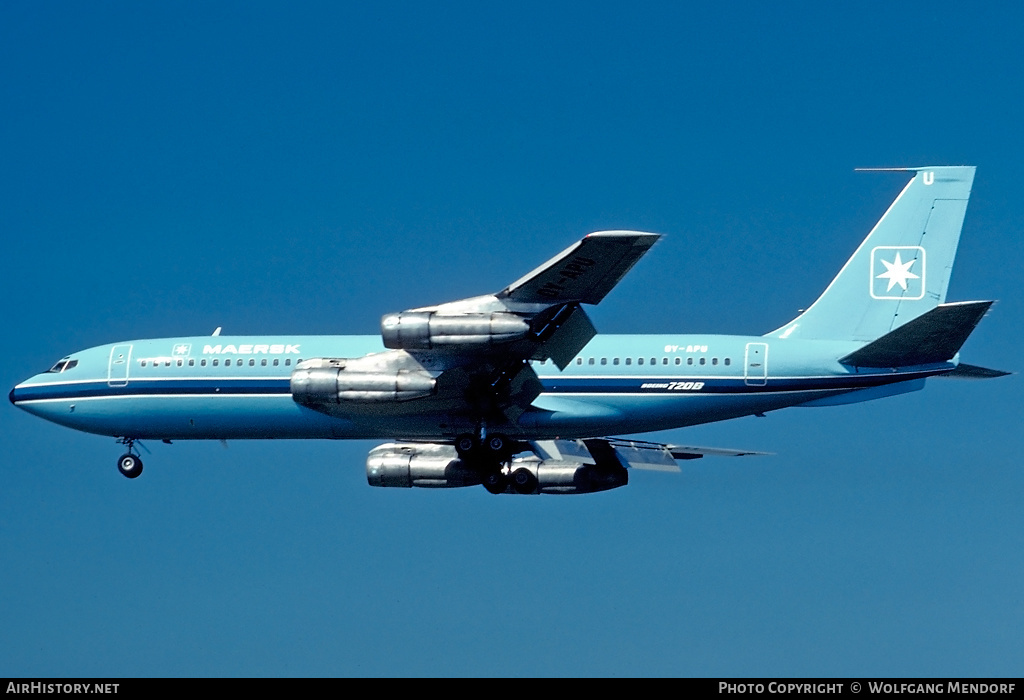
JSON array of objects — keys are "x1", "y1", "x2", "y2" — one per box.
[
  {"x1": 454, "y1": 431, "x2": 520, "y2": 494},
  {"x1": 116, "y1": 438, "x2": 144, "y2": 479}
]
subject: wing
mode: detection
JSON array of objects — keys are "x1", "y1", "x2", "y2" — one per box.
[
  {"x1": 293, "y1": 231, "x2": 662, "y2": 420},
  {"x1": 532, "y1": 437, "x2": 771, "y2": 473},
  {"x1": 378, "y1": 231, "x2": 661, "y2": 409},
  {"x1": 499, "y1": 231, "x2": 660, "y2": 305},
  {"x1": 382, "y1": 231, "x2": 660, "y2": 366}
]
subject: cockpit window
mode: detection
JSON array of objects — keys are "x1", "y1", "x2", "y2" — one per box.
[{"x1": 46, "y1": 359, "x2": 78, "y2": 373}]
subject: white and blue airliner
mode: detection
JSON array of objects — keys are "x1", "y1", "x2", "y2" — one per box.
[{"x1": 10, "y1": 166, "x2": 1006, "y2": 495}]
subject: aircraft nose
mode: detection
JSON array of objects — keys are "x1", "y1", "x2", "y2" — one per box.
[{"x1": 9, "y1": 381, "x2": 29, "y2": 406}]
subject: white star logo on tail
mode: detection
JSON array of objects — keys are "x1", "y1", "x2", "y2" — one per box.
[
  {"x1": 875, "y1": 252, "x2": 920, "y2": 291},
  {"x1": 870, "y1": 246, "x2": 926, "y2": 300}
]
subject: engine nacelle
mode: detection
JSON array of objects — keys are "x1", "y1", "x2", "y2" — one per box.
[
  {"x1": 507, "y1": 458, "x2": 629, "y2": 495},
  {"x1": 381, "y1": 311, "x2": 530, "y2": 350},
  {"x1": 367, "y1": 443, "x2": 481, "y2": 488},
  {"x1": 291, "y1": 357, "x2": 436, "y2": 404},
  {"x1": 365, "y1": 443, "x2": 628, "y2": 495}
]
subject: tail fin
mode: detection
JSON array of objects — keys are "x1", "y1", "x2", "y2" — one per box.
[{"x1": 770, "y1": 166, "x2": 976, "y2": 341}]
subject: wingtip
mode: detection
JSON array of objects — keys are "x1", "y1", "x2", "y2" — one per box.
[{"x1": 585, "y1": 230, "x2": 662, "y2": 244}]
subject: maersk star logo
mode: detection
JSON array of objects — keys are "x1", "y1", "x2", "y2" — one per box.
[
  {"x1": 172, "y1": 343, "x2": 192, "y2": 357},
  {"x1": 870, "y1": 246, "x2": 925, "y2": 300}
]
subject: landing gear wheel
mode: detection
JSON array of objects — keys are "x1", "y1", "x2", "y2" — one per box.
[
  {"x1": 455, "y1": 433, "x2": 478, "y2": 458},
  {"x1": 485, "y1": 433, "x2": 509, "y2": 458},
  {"x1": 511, "y1": 467, "x2": 538, "y2": 495},
  {"x1": 482, "y1": 470, "x2": 508, "y2": 495},
  {"x1": 117, "y1": 453, "x2": 143, "y2": 479}
]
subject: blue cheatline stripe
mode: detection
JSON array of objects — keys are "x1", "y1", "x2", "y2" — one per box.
[
  {"x1": 11, "y1": 368, "x2": 947, "y2": 404},
  {"x1": 541, "y1": 369, "x2": 944, "y2": 394},
  {"x1": 12, "y1": 378, "x2": 292, "y2": 402}
]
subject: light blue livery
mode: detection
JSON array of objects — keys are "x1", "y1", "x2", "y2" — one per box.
[{"x1": 10, "y1": 166, "x2": 1006, "y2": 495}]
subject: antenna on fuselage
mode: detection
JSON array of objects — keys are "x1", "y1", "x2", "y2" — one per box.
[{"x1": 212, "y1": 327, "x2": 222, "y2": 336}]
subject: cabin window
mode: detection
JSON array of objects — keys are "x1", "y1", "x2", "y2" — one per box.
[
  {"x1": 201, "y1": 359, "x2": 207, "y2": 367},
  {"x1": 577, "y1": 358, "x2": 583, "y2": 365},
  {"x1": 650, "y1": 358, "x2": 656, "y2": 365},
  {"x1": 189, "y1": 359, "x2": 195, "y2": 367},
  {"x1": 699, "y1": 357, "x2": 706, "y2": 365},
  {"x1": 725, "y1": 358, "x2": 731, "y2": 366},
  {"x1": 273, "y1": 358, "x2": 279, "y2": 367},
  {"x1": 638, "y1": 357, "x2": 644, "y2": 365},
  {"x1": 285, "y1": 359, "x2": 291, "y2": 366},
  {"x1": 601, "y1": 358, "x2": 607, "y2": 365},
  {"x1": 674, "y1": 357, "x2": 681, "y2": 365},
  {"x1": 177, "y1": 359, "x2": 183, "y2": 367},
  {"x1": 225, "y1": 359, "x2": 232, "y2": 366},
  {"x1": 588, "y1": 358, "x2": 595, "y2": 365},
  {"x1": 662, "y1": 357, "x2": 668, "y2": 365},
  {"x1": 212, "y1": 359, "x2": 219, "y2": 366},
  {"x1": 164, "y1": 360, "x2": 171, "y2": 367},
  {"x1": 712, "y1": 358, "x2": 718, "y2": 365},
  {"x1": 687, "y1": 357, "x2": 693, "y2": 365},
  {"x1": 625, "y1": 358, "x2": 631, "y2": 365},
  {"x1": 613, "y1": 358, "x2": 619, "y2": 365},
  {"x1": 140, "y1": 360, "x2": 147, "y2": 368},
  {"x1": 249, "y1": 359, "x2": 255, "y2": 367},
  {"x1": 261, "y1": 359, "x2": 267, "y2": 366}
]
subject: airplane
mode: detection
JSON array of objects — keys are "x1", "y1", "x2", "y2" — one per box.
[{"x1": 9, "y1": 166, "x2": 1007, "y2": 495}]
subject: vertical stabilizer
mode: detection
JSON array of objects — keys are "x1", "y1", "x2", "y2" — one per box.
[{"x1": 769, "y1": 166, "x2": 975, "y2": 342}]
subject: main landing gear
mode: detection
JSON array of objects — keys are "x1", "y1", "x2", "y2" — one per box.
[
  {"x1": 116, "y1": 438, "x2": 144, "y2": 479},
  {"x1": 454, "y1": 432, "x2": 531, "y2": 494}
]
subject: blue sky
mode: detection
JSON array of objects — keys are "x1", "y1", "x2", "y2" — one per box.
[{"x1": 2, "y1": 2, "x2": 1021, "y2": 676}]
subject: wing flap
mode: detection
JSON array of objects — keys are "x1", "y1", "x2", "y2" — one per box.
[
  {"x1": 529, "y1": 303, "x2": 597, "y2": 370},
  {"x1": 530, "y1": 437, "x2": 769, "y2": 473}
]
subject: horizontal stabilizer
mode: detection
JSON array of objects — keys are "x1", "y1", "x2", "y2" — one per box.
[
  {"x1": 939, "y1": 363, "x2": 1012, "y2": 379},
  {"x1": 840, "y1": 300, "x2": 993, "y2": 368},
  {"x1": 531, "y1": 437, "x2": 769, "y2": 472}
]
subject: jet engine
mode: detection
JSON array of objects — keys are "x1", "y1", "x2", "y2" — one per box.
[
  {"x1": 502, "y1": 458, "x2": 628, "y2": 495},
  {"x1": 366, "y1": 443, "x2": 482, "y2": 488},
  {"x1": 381, "y1": 311, "x2": 530, "y2": 350},
  {"x1": 365, "y1": 443, "x2": 628, "y2": 495},
  {"x1": 291, "y1": 355, "x2": 436, "y2": 404}
]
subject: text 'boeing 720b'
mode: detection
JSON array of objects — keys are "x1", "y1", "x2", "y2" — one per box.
[{"x1": 10, "y1": 166, "x2": 1007, "y2": 495}]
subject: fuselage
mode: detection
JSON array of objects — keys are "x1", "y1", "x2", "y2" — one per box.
[{"x1": 10, "y1": 333, "x2": 954, "y2": 442}]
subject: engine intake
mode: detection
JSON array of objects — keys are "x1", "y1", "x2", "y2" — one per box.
[{"x1": 381, "y1": 311, "x2": 530, "y2": 350}]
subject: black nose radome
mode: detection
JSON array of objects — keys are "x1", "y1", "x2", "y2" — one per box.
[{"x1": 9, "y1": 387, "x2": 16, "y2": 405}]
